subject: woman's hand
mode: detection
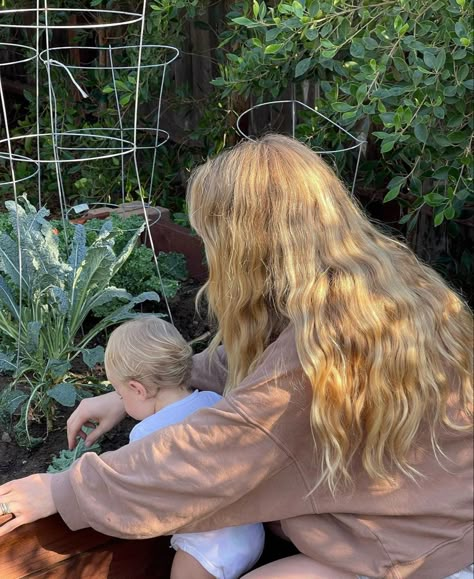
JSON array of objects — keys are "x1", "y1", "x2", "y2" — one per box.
[
  {"x1": 67, "y1": 391, "x2": 126, "y2": 450},
  {"x1": 0, "y1": 473, "x2": 56, "y2": 536}
]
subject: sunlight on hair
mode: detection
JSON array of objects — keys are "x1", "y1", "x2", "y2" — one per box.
[{"x1": 187, "y1": 134, "x2": 473, "y2": 494}]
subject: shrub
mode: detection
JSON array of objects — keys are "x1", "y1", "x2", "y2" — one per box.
[{"x1": 214, "y1": 0, "x2": 473, "y2": 229}]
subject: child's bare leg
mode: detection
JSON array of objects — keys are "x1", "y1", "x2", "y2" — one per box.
[
  {"x1": 171, "y1": 548, "x2": 215, "y2": 579},
  {"x1": 242, "y1": 554, "x2": 356, "y2": 578}
]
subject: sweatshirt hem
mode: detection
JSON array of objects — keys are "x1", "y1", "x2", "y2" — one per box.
[{"x1": 387, "y1": 524, "x2": 474, "y2": 579}]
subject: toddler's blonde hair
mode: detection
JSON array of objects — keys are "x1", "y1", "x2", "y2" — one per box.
[{"x1": 104, "y1": 316, "x2": 193, "y2": 392}]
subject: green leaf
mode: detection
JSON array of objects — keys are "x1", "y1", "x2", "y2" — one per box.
[
  {"x1": 444, "y1": 207, "x2": 455, "y2": 220},
  {"x1": 455, "y1": 21, "x2": 467, "y2": 38},
  {"x1": 294, "y1": 57, "x2": 312, "y2": 78},
  {"x1": 265, "y1": 43, "x2": 284, "y2": 54},
  {"x1": 47, "y1": 382, "x2": 77, "y2": 407},
  {"x1": 381, "y1": 139, "x2": 396, "y2": 153},
  {"x1": 356, "y1": 84, "x2": 367, "y2": 105},
  {"x1": 387, "y1": 176, "x2": 406, "y2": 190},
  {"x1": 435, "y1": 48, "x2": 446, "y2": 70},
  {"x1": 82, "y1": 346, "x2": 105, "y2": 369},
  {"x1": 434, "y1": 211, "x2": 445, "y2": 227},
  {"x1": 384, "y1": 186, "x2": 401, "y2": 203},
  {"x1": 0, "y1": 351, "x2": 15, "y2": 374},
  {"x1": 266, "y1": 27, "x2": 282, "y2": 42},
  {"x1": 0, "y1": 275, "x2": 19, "y2": 319},
  {"x1": 47, "y1": 359, "x2": 72, "y2": 380},
  {"x1": 394, "y1": 14, "x2": 404, "y2": 34},
  {"x1": 362, "y1": 37, "x2": 378, "y2": 50},
  {"x1": 414, "y1": 123, "x2": 428, "y2": 143},
  {"x1": 2, "y1": 389, "x2": 28, "y2": 415},
  {"x1": 232, "y1": 16, "x2": 258, "y2": 27},
  {"x1": 350, "y1": 39, "x2": 365, "y2": 58},
  {"x1": 423, "y1": 51, "x2": 437, "y2": 69},
  {"x1": 321, "y1": 48, "x2": 338, "y2": 59},
  {"x1": 89, "y1": 287, "x2": 132, "y2": 309},
  {"x1": 112, "y1": 222, "x2": 145, "y2": 276},
  {"x1": 453, "y1": 49, "x2": 466, "y2": 60},
  {"x1": 47, "y1": 440, "x2": 101, "y2": 474},
  {"x1": 119, "y1": 93, "x2": 132, "y2": 106},
  {"x1": 424, "y1": 192, "x2": 447, "y2": 206},
  {"x1": 449, "y1": 131, "x2": 468, "y2": 144},
  {"x1": 253, "y1": 0, "x2": 259, "y2": 18},
  {"x1": 331, "y1": 102, "x2": 354, "y2": 113},
  {"x1": 25, "y1": 321, "x2": 42, "y2": 354},
  {"x1": 432, "y1": 167, "x2": 450, "y2": 180},
  {"x1": 372, "y1": 131, "x2": 393, "y2": 139}
]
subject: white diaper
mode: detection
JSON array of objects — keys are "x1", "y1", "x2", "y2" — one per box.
[{"x1": 171, "y1": 523, "x2": 265, "y2": 579}]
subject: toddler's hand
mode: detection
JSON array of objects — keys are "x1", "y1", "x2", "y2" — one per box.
[{"x1": 67, "y1": 391, "x2": 126, "y2": 449}]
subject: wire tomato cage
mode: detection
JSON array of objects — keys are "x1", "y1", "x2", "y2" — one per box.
[
  {"x1": 236, "y1": 99, "x2": 366, "y2": 196},
  {"x1": 0, "y1": 1, "x2": 180, "y2": 361}
]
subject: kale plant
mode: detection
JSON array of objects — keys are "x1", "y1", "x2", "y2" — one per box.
[
  {"x1": 47, "y1": 438, "x2": 101, "y2": 474},
  {"x1": 0, "y1": 196, "x2": 162, "y2": 445}
]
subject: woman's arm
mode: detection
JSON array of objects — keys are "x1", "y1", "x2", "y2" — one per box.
[
  {"x1": 190, "y1": 345, "x2": 228, "y2": 393},
  {"x1": 52, "y1": 396, "x2": 291, "y2": 538}
]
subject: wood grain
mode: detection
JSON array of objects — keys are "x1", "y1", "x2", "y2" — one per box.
[{"x1": 0, "y1": 514, "x2": 174, "y2": 578}]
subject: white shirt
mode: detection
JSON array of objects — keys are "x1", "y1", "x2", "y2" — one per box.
[{"x1": 129, "y1": 390, "x2": 222, "y2": 443}]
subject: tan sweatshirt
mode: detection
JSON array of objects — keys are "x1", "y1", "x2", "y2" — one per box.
[{"x1": 51, "y1": 327, "x2": 473, "y2": 578}]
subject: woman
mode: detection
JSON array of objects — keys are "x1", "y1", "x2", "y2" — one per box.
[{"x1": 0, "y1": 135, "x2": 472, "y2": 578}]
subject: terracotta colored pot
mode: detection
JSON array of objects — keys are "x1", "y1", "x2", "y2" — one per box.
[{"x1": 74, "y1": 202, "x2": 208, "y2": 282}]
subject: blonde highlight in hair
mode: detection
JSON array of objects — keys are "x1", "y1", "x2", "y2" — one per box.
[
  {"x1": 187, "y1": 134, "x2": 473, "y2": 493},
  {"x1": 105, "y1": 316, "x2": 192, "y2": 392}
]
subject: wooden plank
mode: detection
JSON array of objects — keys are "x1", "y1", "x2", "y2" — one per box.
[{"x1": 0, "y1": 514, "x2": 174, "y2": 579}]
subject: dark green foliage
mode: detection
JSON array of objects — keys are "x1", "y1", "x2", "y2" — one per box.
[{"x1": 213, "y1": 0, "x2": 473, "y2": 228}]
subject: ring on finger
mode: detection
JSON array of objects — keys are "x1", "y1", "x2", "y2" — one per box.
[{"x1": 0, "y1": 502, "x2": 11, "y2": 516}]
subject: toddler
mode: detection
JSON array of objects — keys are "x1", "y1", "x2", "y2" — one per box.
[{"x1": 104, "y1": 316, "x2": 265, "y2": 579}]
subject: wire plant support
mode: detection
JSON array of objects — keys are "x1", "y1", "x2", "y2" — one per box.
[
  {"x1": 0, "y1": 1, "x2": 179, "y2": 370},
  {"x1": 236, "y1": 99, "x2": 366, "y2": 196}
]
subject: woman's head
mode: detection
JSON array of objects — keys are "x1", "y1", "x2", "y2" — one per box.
[
  {"x1": 187, "y1": 134, "x2": 472, "y2": 491},
  {"x1": 104, "y1": 316, "x2": 193, "y2": 420}
]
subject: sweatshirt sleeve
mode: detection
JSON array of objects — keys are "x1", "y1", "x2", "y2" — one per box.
[
  {"x1": 190, "y1": 345, "x2": 228, "y2": 394},
  {"x1": 51, "y1": 395, "x2": 291, "y2": 538}
]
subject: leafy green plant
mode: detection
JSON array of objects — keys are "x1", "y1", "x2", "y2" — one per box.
[
  {"x1": 0, "y1": 196, "x2": 162, "y2": 445},
  {"x1": 213, "y1": 0, "x2": 473, "y2": 228},
  {"x1": 47, "y1": 437, "x2": 101, "y2": 474},
  {"x1": 0, "y1": 211, "x2": 189, "y2": 316}
]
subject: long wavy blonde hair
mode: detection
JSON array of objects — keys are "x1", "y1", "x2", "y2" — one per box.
[{"x1": 187, "y1": 133, "x2": 473, "y2": 492}]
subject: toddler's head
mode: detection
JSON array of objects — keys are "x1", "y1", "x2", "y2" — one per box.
[{"x1": 104, "y1": 316, "x2": 193, "y2": 420}]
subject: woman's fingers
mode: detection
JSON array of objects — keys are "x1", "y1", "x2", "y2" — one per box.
[
  {"x1": 0, "y1": 516, "x2": 24, "y2": 537},
  {"x1": 0, "y1": 482, "x2": 13, "y2": 496},
  {"x1": 0, "y1": 474, "x2": 56, "y2": 536}
]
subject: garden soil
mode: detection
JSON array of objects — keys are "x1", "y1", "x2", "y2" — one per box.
[{"x1": 0, "y1": 280, "x2": 212, "y2": 484}]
